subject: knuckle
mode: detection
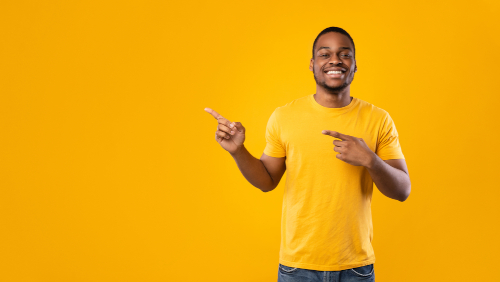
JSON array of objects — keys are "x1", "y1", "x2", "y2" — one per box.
[{"x1": 234, "y1": 122, "x2": 245, "y2": 131}]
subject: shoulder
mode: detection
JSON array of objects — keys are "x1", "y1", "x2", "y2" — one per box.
[
  {"x1": 273, "y1": 95, "x2": 311, "y2": 116},
  {"x1": 355, "y1": 97, "x2": 392, "y2": 120}
]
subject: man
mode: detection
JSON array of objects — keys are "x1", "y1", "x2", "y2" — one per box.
[{"x1": 205, "y1": 27, "x2": 410, "y2": 282}]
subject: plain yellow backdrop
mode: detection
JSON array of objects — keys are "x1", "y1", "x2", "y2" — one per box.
[{"x1": 1, "y1": 0, "x2": 499, "y2": 281}]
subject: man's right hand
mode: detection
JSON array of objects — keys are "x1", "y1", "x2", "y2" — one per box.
[{"x1": 204, "y1": 108, "x2": 246, "y2": 154}]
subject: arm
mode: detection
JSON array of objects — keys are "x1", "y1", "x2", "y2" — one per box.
[
  {"x1": 205, "y1": 108, "x2": 286, "y2": 192},
  {"x1": 230, "y1": 148, "x2": 286, "y2": 192},
  {"x1": 366, "y1": 156, "x2": 411, "y2": 202},
  {"x1": 322, "y1": 130, "x2": 411, "y2": 202}
]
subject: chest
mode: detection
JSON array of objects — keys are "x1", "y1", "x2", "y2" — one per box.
[{"x1": 280, "y1": 112, "x2": 379, "y2": 158}]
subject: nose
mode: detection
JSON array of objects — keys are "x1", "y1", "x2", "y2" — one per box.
[{"x1": 329, "y1": 53, "x2": 342, "y2": 65}]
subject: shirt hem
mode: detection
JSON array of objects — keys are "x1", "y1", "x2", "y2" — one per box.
[
  {"x1": 263, "y1": 150, "x2": 286, "y2": 158},
  {"x1": 279, "y1": 258, "x2": 376, "y2": 271},
  {"x1": 378, "y1": 154, "x2": 405, "y2": 160}
]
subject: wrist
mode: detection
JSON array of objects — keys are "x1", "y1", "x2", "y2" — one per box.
[
  {"x1": 230, "y1": 144, "x2": 246, "y2": 157},
  {"x1": 365, "y1": 151, "x2": 378, "y2": 169}
]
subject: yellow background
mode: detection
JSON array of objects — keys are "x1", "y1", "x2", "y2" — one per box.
[{"x1": 1, "y1": 0, "x2": 499, "y2": 281}]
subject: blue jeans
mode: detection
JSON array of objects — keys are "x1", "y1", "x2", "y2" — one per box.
[{"x1": 277, "y1": 263, "x2": 375, "y2": 282}]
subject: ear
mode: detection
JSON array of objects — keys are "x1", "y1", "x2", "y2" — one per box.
[
  {"x1": 309, "y1": 58, "x2": 314, "y2": 71},
  {"x1": 354, "y1": 64, "x2": 358, "y2": 73}
]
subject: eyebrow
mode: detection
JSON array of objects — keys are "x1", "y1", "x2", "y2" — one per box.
[{"x1": 317, "y1": 46, "x2": 352, "y2": 52}]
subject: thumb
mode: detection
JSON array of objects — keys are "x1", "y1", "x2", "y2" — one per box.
[{"x1": 233, "y1": 122, "x2": 245, "y2": 133}]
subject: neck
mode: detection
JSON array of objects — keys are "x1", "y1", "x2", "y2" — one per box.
[{"x1": 314, "y1": 86, "x2": 352, "y2": 108}]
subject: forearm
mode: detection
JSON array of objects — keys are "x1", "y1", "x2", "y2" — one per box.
[
  {"x1": 366, "y1": 153, "x2": 411, "y2": 201},
  {"x1": 230, "y1": 145, "x2": 275, "y2": 192}
]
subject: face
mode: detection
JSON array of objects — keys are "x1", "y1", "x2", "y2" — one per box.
[{"x1": 309, "y1": 32, "x2": 357, "y2": 93}]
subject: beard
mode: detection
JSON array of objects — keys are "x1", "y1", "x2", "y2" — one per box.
[{"x1": 313, "y1": 70, "x2": 354, "y2": 93}]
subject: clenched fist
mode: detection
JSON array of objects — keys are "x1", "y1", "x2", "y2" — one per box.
[{"x1": 205, "y1": 108, "x2": 246, "y2": 154}]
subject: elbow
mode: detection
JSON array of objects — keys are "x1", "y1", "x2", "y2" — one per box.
[
  {"x1": 398, "y1": 193, "x2": 409, "y2": 202},
  {"x1": 260, "y1": 179, "x2": 278, "y2": 193},
  {"x1": 260, "y1": 182, "x2": 278, "y2": 193},
  {"x1": 398, "y1": 185, "x2": 411, "y2": 202},
  {"x1": 260, "y1": 185, "x2": 277, "y2": 193}
]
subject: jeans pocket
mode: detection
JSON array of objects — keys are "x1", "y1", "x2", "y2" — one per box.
[
  {"x1": 349, "y1": 264, "x2": 374, "y2": 277},
  {"x1": 279, "y1": 264, "x2": 298, "y2": 274}
]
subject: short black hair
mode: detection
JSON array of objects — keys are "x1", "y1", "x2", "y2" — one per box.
[{"x1": 312, "y1": 27, "x2": 355, "y2": 59}]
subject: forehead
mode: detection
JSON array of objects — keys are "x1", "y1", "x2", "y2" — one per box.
[{"x1": 315, "y1": 32, "x2": 353, "y2": 52}]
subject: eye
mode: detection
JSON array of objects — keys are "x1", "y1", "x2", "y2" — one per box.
[
  {"x1": 341, "y1": 54, "x2": 351, "y2": 57},
  {"x1": 320, "y1": 54, "x2": 329, "y2": 57}
]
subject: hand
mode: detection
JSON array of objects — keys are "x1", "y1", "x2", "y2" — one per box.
[
  {"x1": 321, "y1": 130, "x2": 375, "y2": 167},
  {"x1": 205, "y1": 108, "x2": 246, "y2": 154}
]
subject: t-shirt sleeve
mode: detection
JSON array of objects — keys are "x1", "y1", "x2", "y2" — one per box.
[
  {"x1": 263, "y1": 109, "x2": 286, "y2": 158},
  {"x1": 376, "y1": 112, "x2": 405, "y2": 160}
]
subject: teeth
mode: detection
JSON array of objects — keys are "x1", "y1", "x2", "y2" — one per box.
[{"x1": 327, "y1": 71, "x2": 342, "y2": 74}]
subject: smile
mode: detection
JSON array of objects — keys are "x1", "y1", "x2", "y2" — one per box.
[{"x1": 325, "y1": 71, "x2": 344, "y2": 78}]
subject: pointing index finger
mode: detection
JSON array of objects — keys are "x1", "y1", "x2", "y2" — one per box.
[
  {"x1": 204, "y1": 108, "x2": 223, "y2": 120},
  {"x1": 321, "y1": 130, "x2": 351, "y2": 140}
]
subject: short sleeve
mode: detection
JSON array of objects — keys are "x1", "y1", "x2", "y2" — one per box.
[
  {"x1": 263, "y1": 109, "x2": 286, "y2": 158},
  {"x1": 376, "y1": 112, "x2": 405, "y2": 160}
]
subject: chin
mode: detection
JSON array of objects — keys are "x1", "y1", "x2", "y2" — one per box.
[
  {"x1": 327, "y1": 82, "x2": 344, "y2": 88},
  {"x1": 323, "y1": 82, "x2": 349, "y2": 93}
]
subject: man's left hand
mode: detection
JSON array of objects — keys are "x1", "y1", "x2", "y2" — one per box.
[{"x1": 322, "y1": 130, "x2": 375, "y2": 167}]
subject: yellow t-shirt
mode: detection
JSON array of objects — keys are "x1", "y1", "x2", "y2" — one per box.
[{"x1": 264, "y1": 94, "x2": 405, "y2": 271}]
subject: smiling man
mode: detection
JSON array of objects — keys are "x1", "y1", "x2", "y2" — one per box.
[{"x1": 205, "y1": 27, "x2": 410, "y2": 282}]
